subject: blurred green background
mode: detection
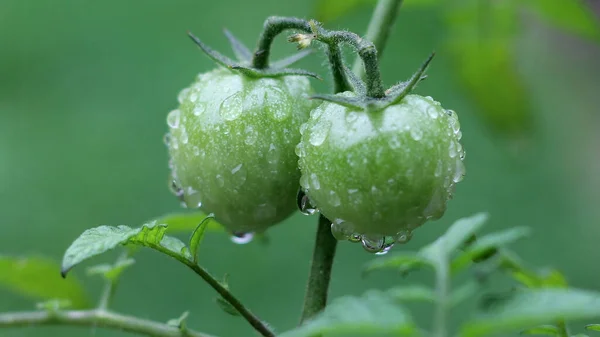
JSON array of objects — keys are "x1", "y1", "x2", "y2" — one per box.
[{"x1": 1, "y1": 1, "x2": 599, "y2": 336}]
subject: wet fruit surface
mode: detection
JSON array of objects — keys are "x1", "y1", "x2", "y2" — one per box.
[
  {"x1": 166, "y1": 67, "x2": 314, "y2": 234},
  {"x1": 296, "y1": 93, "x2": 465, "y2": 253}
]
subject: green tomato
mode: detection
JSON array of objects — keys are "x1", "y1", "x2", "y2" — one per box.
[
  {"x1": 166, "y1": 68, "x2": 314, "y2": 235},
  {"x1": 296, "y1": 93, "x2": 465, "y2": 253}
]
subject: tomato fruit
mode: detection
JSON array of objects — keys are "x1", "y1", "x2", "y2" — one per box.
[
  {"x1": 166, "y1": 67, "x2": 314, "y2": 234},
  {"x1": 296, "y1": 93, "x2": 465, "y2": 253}
]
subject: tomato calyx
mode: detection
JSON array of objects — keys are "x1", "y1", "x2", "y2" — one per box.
[
  {"x1": 187, "y1": 30, "x2": 321, "y2": 80},
  {"x1": 311, "y1": 52, "x2": 435, "y2": 112}
]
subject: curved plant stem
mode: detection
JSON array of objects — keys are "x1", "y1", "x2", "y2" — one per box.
[
  {"x1": 300, "y1": 215, "x2": 338, "y2": 324},
  {"x1": 0, "y1": 309, "x2": 215, "y2": 337},
  {"x1": 150, "y1": 245, "x2": 275, "y2": 337},
  {"x1": 352, "y1": 0, "x2": 404, "y2": 79}
]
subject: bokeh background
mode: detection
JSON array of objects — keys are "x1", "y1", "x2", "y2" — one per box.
[{"x1": 1, "y1": 1, "x2": 599, "y2": 336}]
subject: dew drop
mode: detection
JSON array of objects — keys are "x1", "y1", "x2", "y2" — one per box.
[
  {"x1": 267, "y1": 143, "x2": 279, "y2": 164},
  {"x1": 216, "y1": 174, "x2": 225, "y2": 187},
  {"x1": 388, "y1": 135, "x2": 401, "y2": 149},
  {"x1": 177, "y1": 88, "x2": 190, "y2": 104},
  {"x1": 264, "y1": 87, "x2": 289, "y2": 121},
  {"x1": 192, "y1": 146, "x2": 200, "y2": 156},
  {"x1": 244, "y1": 125, "x2": 258, "y2": 145},
  {"x1": 328, "y1": 190, "x2": 341, "y2": 207},
  {"x1": 163, "y1": 133, "x2": 171, "y2": 147},
  {"x1": 410, "y1": 127, "x2": 423, "y2": 141},
  {"x1": 453, "y1": 159, "x2": 466, "y2": 183},
  {"x1": 189, "y1": 92, "x2": 198, "y2": 103},
  {"x1": 395, "y1": 230, "x2": 413, "y2": 244},
  {"x1": 448, "y1": 141, "x2": 458, "y2": 158},
  {"x1": 434, "y1": 161, "x2": 443, "y2": 177},
  {"x1": 310, "y1": 173, "x2": 320, "y2": 190},
  {"x1": 309, "y1": 121, "x2": 331, "y2": 146},
  {"x1": 361, "y1": 234, "x2": 385, "y2": 253},
  {"x1": 193, "y1": 102, "x2": 206, "y2": 116},
  {"x1": 167, "y1": 109, "x2": 181, "y2": 129},
  {"x1": 180, "y1": 129, "x2": 189, "y2": 145},
  {"x1": 299, "y1": 174, "x2": 309, "y2": 190},
  {"x1": 348, "y1": 233, "x2": 362, "y2": 243},
  {"x1": 231, "y1": 163, "x2": 247, "y2": 186},
  {"x1": 231, "y1": 232, "x2": 254, "y2": 244},
  {"x1": 426, "y1": 106, "x2": 439, "y2": 119},
  {"x1": 330, "y1": 220, "x2": 353, "y2": 241},
  {"x1": 297, "y1": 190, "x2": 318, "y2": 215},
  {"x1": 345, "y1": 111, "x2": 359, "y2": 124},
  {"x1": 219, "y1": 92, "x2": 243, "y2": 121},
  {"x1": 375, "y1": 237, "x2": 396, "y2": 255},
  {"x1": 169, "y1": 178, "x2": 184, "y2": 201}
]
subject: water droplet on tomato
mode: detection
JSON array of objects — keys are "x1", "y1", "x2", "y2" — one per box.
[
  {"x1": 180, "y1": 128, "x2": 189, "y2": 145},
  {"x1": 193, "y1": 102, "x2": 206, "y2": 116},
  {"x1": 361, "y1": 234, "x2": 385, "y2": 253},
  {"x1": 330, "y1": 219, "x2": 353, "y2": 240},
  {"x1": 244, "y1": 125, "x2": 258, "y2": 145},
  {"x1": 189, "y1": 92, "x2": 198, "y2": 103},
  {"x1": 297, "y1": 190, "x2": 317, "y2": 215},
  {"x1": 309, "y1": 121, "x2": 331, "y2": 146},
  {"x1": 216, "y1": 174, "x2": 225, "y2": 187},
  {"x1": 410, "y1": 127, "x2": 423, "y2": 141},
  {"x1": 395, "y1": 230, "x2": 413, "y2": 244},
  {"x1": 167, "y1": 109, "x2": 181, "y2": 129},
  {"x1": 231, "y1": 163, "x2": 247, "y2": 186},
  {"x1": 427, "y1": 106, "x2": 439, "y2": 119},
  {"x1": 328, "y1": 190, "x2": 341, "y2": 207},
  {"x1": 192, "y1": 146, "x2": 200, "y2": 156},
  {"x1": 231, "y1": 232, "x2": 254, "y2": 244},
  {"x1": 178, "y1": 88, "x2": 190, "y2": 104},
  {"x1": 310, "y1": 173, "x2": 320, "y2": 190},
  {"x1": 219, "y1": 92, "x2": 243, "y2": 121}
]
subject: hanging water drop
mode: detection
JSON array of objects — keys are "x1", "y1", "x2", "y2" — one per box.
[
  {"x1": 297, "y1": 189, "x2": 318, "y2": 215},
  {"x1": 361, "y1": 234, "x2": 385, "y2": 253},
  {"x1": 375, "y1": 237, "x2": 396, "y2": 255},
  {"x1": 348, "y1": 233, "x2": 362, "y2": 243},
  {"x1": 231, "y1": 232, "x2": 254, "y2": 244},
  {"x1": 167, "y1": 109, "x2": 181, "y2": 129},
  {"x1": 395, "y1": 230, "x2": 413, "y2": 244},
  {"x1": 177, "y1": 88, "x2": 190, "y2": 104},
  {"x1": 330, "y1": 219, "x2": 353, "y2": 241}
]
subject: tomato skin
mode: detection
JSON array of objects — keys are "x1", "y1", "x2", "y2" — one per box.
[
  {"x1": 296, "y1": 93, "x2": 465, "y2": 239},
  {"x1": 166, "y1": 68, "x2": 314, "y2": 234}
]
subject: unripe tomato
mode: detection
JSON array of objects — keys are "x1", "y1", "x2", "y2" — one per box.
[
  {"x1": 296, "y1": 93, "x2": 465, "y2": 253},
  {"x1": 166, "y1": 68, "x2": 314, "y2": 235}
]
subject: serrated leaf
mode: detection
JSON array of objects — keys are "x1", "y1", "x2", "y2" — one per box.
[
  {"x1": 61, "y1": 222, "x2": 190, "y2": 277},
  {"x1": 445, "y1": 0, "x2": 532, "y2": 134},
  {"x1": 280, "y1": 290, "x2": 415, "y2": 337},
  {"x1": 313, "y1": 0, "x2": 441, "y2": 22},
  {"x1": 150, "y1": 212, "x2": 224, "y2": 233},
  {"x1": 189, "y1": 216, "x2": 212, "y2": 263},
  {"x1": 525, "y1": 0, "x2": 600, "y2": 41},
  {"x1": 216, "y1": 297, "x2": 241, "y2": 316},
  {"x1": 0, "y1": 256, "x2": 89, "y2": 308},
  {"x1": 421, "y1": 212, "x2": 489, "y2": 261},
  {"x1": 461, "y1": 289, "x2": 600, "y2": 337},
  {"x1": 520, "y1": 324, "x2": 560, "y2": 336},
  {"x1": 586, "y1": 324, "x2": 600, "y2": 332},
  {"x1": 452, "y1": 227, "x2": 531, "y2": 273},
  {"x1": 388, "y1": 285, "x2": 436, "y2": 303},
  {"x1": 363, "y1": 251, "x2": 432, "y2": 275}
]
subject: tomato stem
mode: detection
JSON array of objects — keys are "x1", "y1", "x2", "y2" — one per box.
[
  {"x1": 299, "y1": 215, "x2": 338, "y2": 324},
  {"x1": 352, "y1": 0, "x2": 405, "y2": 79}
]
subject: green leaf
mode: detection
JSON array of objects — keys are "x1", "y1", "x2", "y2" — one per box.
[
  {"x1": 313, "y1": 0, "x2": 441, "y2": 22},
  {"x1": 452, "y1": 227, "x2": 531, "y2": 273},
  {"x1": 525, "y1": 0, "x2": 600, "y2": 41},
  {"x1": 422, "y1": 212, "x2": 489, "y2": 260},
  {"x1": 363, "y1": 251, "x2": 432, "y2": 275},
  {"x1": 216, "y1": 297, "x2": 241, "y2": 316},
  {"x1": 461, "y1": 288, "x2": 600, "y2": 337},
  {"x1": 36, "y1": 299, "x2": 73, "y2": 311},
  {"x1": 61, "y1": 222, "x2": 190, "y2": 277},
  {"x1": 388, "y1": 285, "x2": 436, "y2": 303},
  {"x1": 280, "y1": 290, "x2": 415, "y2": 337},
  {"x1": 450, "y1": 281, "x2": 480, "y2": 307},
  {"x1": 445, "y1": 0, "x2": 532, "y2": 134},
  {"x1": 189, "y1": 216, "x2": 212, "y2": 263},
  {"x1": 520, "y1": 324, "x2": 559, "y2": 336},
  {"x1": 150, "y1": 211, "x2": 224, "y2": 234},
  {"x1": 0, "y1": 256, "x2": 90, "y2": 308},
  {"x1": 586, "y1": 324, "x2": 600, "y2": 332}
]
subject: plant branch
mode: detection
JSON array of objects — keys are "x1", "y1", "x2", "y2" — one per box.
[
  {"x1": 299, "y1": 215, "x2": 338, "y2": 324},
  {"x1": 0, "y1": 309, "x2": 214, "y2": 337},
  {"x1": 352, "y1": 0, "x2": 404, "y2": 79},
  {"x1": 97, "y1": 279, "x2": 117, "y2": 310},
  {"x1": 153, "y1": 245, "x2": 275, "y2": 337}
]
